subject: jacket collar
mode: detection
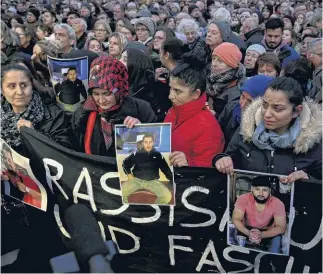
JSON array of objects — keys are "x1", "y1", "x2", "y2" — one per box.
[
  {"x1": 240, "y1": 97, "x2": 322, "y2": 154},
  {"x1": 244, "y1": 27, "x2": 262, "y2": 40},
  {"x1": 169, "y1": 93, "x2": 207, "y2": 127}
]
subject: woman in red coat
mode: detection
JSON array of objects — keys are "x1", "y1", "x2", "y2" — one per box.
[{"x1": 164, "y1": 63, "x2": 225, "y2": 167}]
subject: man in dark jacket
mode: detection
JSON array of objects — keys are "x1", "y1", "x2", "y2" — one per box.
[
  {"x1": 240, "y1": 18, "x2": 264, "y2": 48},
  {"x1": 261, "y1": 18, "x2": 299, "y2": 69},
  {"x1": 55, "y1": 67, "x2": 87, "y2": 109},
  {"x1": 122, "y1": 133, "x2": 173, "y2": 204}
]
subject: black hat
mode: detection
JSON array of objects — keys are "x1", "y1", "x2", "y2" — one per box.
[
  {"x1": 27, "y1": 8, "x2": 40, "y2": 20},
  {"x1": 251, "y1": 175, "x2": 277, "y2": 188},
  {"x1": 67, "y1": 10, "x2": 80, "y2": 18},
  {"x1": 188, "y1": 4, "x2": 199, "y2": 15}
]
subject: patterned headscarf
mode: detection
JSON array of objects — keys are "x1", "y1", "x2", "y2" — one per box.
[
  {"x1": 88, "y1": 55, "x2": 129, "y2": 104},
  {"x1": 83, "y1": 56, "x2": 129, "y2": 155}
]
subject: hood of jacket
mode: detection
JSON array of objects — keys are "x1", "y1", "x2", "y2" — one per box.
[
  {"x1": 210, "y1": 20, "x2": 231, "y2": 42},
  {"x1": 244, "y1": 27, "x2": 263, "y2": 40},
  {"x1": 240, "y1": 97, "x2": 322, "y2": 154}
]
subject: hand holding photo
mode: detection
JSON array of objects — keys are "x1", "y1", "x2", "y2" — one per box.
[{"x1": 115, "y1": 123, "x2": 175, "y2": 206}]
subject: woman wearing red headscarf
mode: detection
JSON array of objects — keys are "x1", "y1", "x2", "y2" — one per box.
[{"x1": 71, "y1": 56, "x2": 157, "y2": 156}]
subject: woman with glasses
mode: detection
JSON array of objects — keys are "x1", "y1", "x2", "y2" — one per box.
[
  {"x1": 134, "y1": 17, "x2": 156, "y2": 46},
  {"x1": 115, "y1": 17, "x2": 132, "y2": 33},
  {"x1": 93, "y1": 19, "x2": 112, "y2": 51}
]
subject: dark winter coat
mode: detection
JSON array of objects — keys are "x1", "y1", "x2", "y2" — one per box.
[
  {"x1": 213, "y1": 98, "x2": 322, "y2": 182},
  {"x1": 217, "y1": 100, "x2": 240, "y2": 147},
  {"x1": 308, "y1": 66, "x2": 322, "y2": 103},
  {"x1": 71, "y1": 96, "x2": 157, "y2": 156},
  {"x1": 244, "y1": 27, "x2": 264, "y2": 48},
  {"x1": 123, "y1": 149, "x2": 173, "y2": 181},
  {"x1": 182, "y1": 36, "x2": 208, "y2": 68},
  {"x1": 76, "y1": 32, "x2": 87, "y2": 49},
  {"x1": 12, "y1": 102, "x2": 71, "y2": 154},
  {"x1": 213, "y1": 83, "x2": 242, "y2": 119}
]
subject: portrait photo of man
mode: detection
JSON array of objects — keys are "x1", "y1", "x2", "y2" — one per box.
[
  {"x1": 121, "y1": 132, "x2": 174, "y2": 205},
  {"x1": 229, "y1": 174, "x2": 290, "y2": 254}
]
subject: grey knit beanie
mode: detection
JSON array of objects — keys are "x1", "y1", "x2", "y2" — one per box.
[{"x1": 135, "y1": 17, "x2": 156, "y2": 37}]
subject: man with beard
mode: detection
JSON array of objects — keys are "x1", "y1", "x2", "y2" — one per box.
[
  {"x1": 122, "y1": 133, "x2": 173, "y2": 204},
  {"x1": 232, "y1": 175, "x2": 286, "y2": 253},
  {"x1": 262, "y1": 18, "x2": 299, "y2": 69}
]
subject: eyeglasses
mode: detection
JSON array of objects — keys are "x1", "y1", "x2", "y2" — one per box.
[
  {"x1": 116, "y1": 23, "x2": 124, "y2": 28},
  {"x1": 95, "y1": 29, "x2": 107, "y2": 33},
  {"x1": 308, "y1": 51, "x2": 322, "y2": 56},
  {"x1": 212, "y1": 55, "x2": 225, "y2": 65},
  {"x1": 135, "y1": 27, "x2": 148, "y2": 32}
]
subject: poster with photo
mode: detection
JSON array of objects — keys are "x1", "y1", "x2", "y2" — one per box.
[
  {"x1": 0, "y1": 139, "x2": 48, "y2": 211},
  {"x1": 227, "y1": 169, "x2": 294, "y2": 256},
  {"x1": 47, "y1": 56, "x2": 88, "y2": 112},
  {"x1": 115, "y1": 123, "x2": 175, "y2": 206}
]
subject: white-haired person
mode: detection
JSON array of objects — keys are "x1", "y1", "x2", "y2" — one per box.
[
  {"x1": 177, "y1": 18, "x2": 207, "y2": 68},
  {"x1": 53, "y1": 23, "x2": 76, "y2": 54},
  {"x1": 71, "y1": 18, "x2": 88, "y2": 49}
]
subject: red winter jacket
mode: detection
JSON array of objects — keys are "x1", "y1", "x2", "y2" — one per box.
[{"x1": 164, "y1": 93, "x2": 225, "y2": 167}]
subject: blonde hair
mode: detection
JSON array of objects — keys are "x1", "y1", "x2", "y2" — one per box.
[{"x1": 109, "y1": 32, "x2": 128, "y2": 57}]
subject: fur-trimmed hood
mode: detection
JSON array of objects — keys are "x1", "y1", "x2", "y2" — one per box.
[{"x1": 240, "y1": 97, "x2": 322, "y2": 154}]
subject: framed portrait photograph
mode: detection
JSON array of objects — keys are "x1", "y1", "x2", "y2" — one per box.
[
  {"x1": 227, "y1": 169, "x2": 294, "y2": 256},
  {"x1": 115, "y1": 123, "x2": 175, "y2": 206}
]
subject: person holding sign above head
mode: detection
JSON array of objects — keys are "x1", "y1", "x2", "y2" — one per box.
[
  {"x1": 122, "y1": 133, "x2": 173, "y2": 204},
  {"x1": 214, "y1": 77, "x2": 322, "y2": 183},
  {"x1": 232, "y1": 175, "x2": 286, "y2": 253},
  {"x1": 71, "y1": 55, "x2": 157, "y2": 156},
  {"x1": 164, "y1": 61, "x2": 225, "y2": 168}
]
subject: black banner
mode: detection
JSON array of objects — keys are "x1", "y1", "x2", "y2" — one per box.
[{"x1": 19, "y1": 127, "x2": 322, "y2": 273}]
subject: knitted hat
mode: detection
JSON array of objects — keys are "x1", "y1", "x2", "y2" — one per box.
[
  {"x1": 137, "y1": 9, "x2": 152, "y2": 18},
  {"x1": 135, "y1": 17, "x2": 156, "y2": 37},
  {"x1": 188, "y1": 4, "x2": 199, "y2": 14},
  {"x1": 88, "y1": 56, "x2": 129, "y2": 102},
  {"x1": 213, "y1": 42, "x2": 242, "y2": 68},
  {"x1": 246, "y1": 44, "x2": 266, "y2": 55},
  {"x1": 27, "y1": 8, "x2": 40, "y2": 20},
  {"x1": 240, "y1": 75, "x2": 273, "y2": 98}
]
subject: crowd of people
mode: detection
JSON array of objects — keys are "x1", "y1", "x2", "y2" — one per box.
[{"x1": 1, "y1": 0, "x2": 322, "y2": 272}]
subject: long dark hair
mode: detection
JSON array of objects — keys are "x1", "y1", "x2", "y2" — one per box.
[{"x1": 126, "y1": 48, "x2": 155, "y2": 95}]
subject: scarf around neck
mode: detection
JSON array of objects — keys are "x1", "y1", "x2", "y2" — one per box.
[
  {"x1": 207, "y1": 63, "x2": 245, "y2": 97},
  {"x1": 83, "y1": 95, "x2": 121, "y2": 155},
  {"x1": 252, "y1": 118, "x2": 301, "y2": 151},
  {"x1": 1, "y1": 92, "x2": 44, "y2": 148}
]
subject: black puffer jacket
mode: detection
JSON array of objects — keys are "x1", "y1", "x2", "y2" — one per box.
[
  {"x1": 213, "y1": 98, "x2": 322, "y2": 182},
  {"x1": 71, "y1": 96, "x2": 157, "y2": 156}
]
